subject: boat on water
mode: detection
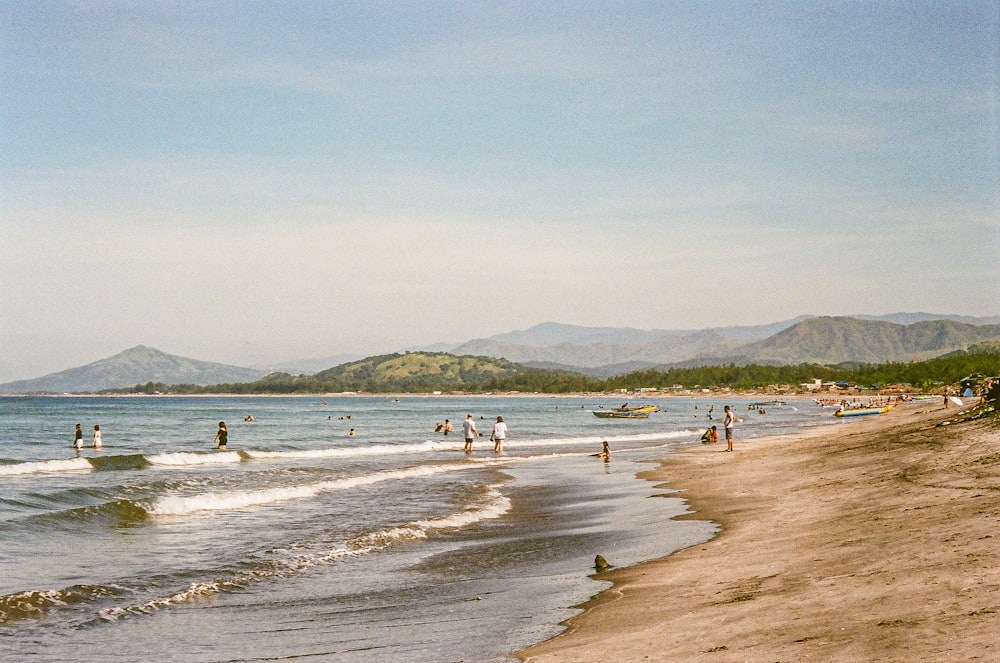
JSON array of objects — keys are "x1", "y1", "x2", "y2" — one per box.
[
  {"x1": 593, "y1": 410, "x2": 651, "y2": 419},
  {"x1": 613, "y1": 404, "x2": 659, "y2": 413},
  {"x1": 834, "y1": 405, "x2": 893, "y2": 418}
]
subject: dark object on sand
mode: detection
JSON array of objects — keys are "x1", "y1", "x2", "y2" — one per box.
[{"x1": 594, "y1": 554, "x2": 609, "y2": 570}]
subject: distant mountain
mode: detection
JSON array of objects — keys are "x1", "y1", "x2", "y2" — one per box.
[
  {"x1": 254, "y1": 353, "x2": 366, "y2": 376},
  {"x1": 0, "y1": 346, "x2": 269, "y2": 394},
  {"x1": 489, "y1": 322, "x2": 673, "y2": 347},
  {"x1": 704, "y1": 317, "x2": 1000, "y2": 366},
  {"x1": 452, "y1": 318, "x2": 808, "y2": 370},
  {"x1": 6, "y1": 314, "x2": 998, "y2": 392},
  {"x1": 483, "y1": 318, "x2": 810, "y2": 348},
  {"x1": 852, "y1": 312, "x2": 1000, "y2": 326},
  {"x1": 451, "y1": 315, "x2": 1000, "y2": 371}
]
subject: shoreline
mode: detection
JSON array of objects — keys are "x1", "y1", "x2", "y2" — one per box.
[{"x1": 517, "y1": 401, "x2": 1000, "y2": 662}]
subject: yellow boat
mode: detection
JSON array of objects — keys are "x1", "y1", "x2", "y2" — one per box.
[{"x1": 834, "y1": 405, "x2": 893, "y2": 418}]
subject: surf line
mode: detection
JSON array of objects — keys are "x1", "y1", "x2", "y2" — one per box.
[
  {"x1": 100, "y1": 484, "x2": 512, "y2": 624},
  {"x1": 146, "y1": 461, "x2": 489, "y2": 517}
]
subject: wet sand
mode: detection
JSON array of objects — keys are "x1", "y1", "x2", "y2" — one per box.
[{"x1": 518, "y1": 401, "x2": 1000, "y2": 662}]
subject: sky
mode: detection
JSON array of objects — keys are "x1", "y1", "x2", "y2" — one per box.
[{"x1": 1, "y1": 1, "x2": 998, "y2": 382}]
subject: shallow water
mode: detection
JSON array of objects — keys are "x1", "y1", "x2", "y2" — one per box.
[{"x1": 0, "y1": 395, "x2": 836, "y2": 661}]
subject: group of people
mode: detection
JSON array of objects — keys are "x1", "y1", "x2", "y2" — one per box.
[
  {"x1": 463, "y1": 413, "x2": 507, "y2": 453},
  {"x1": 437, "y1": 413, "x2": 507, "y2": 453},
  {"x1": 700, "y1": 405, "x2": 737, "y2": 451},
  {"x1": 72, "y1": 423, "x2": 102, "y2": 450}
]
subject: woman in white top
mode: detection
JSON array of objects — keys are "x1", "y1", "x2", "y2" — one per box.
[
  {"x1": 491, "y1": 416, "x2": 507, "y2": 453},
  {"x1": 92, "y1": 424, "x2": 102, "y2": 449}
]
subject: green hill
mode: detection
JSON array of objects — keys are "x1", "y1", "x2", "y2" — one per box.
[
  {"x1": 195, "y1": 352, "x2": 581, "y2": 394},
  {"x1": 312, "y1": 352, "x2": 529, "y2": 392}
]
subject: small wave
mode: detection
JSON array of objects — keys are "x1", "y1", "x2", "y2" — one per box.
[
  {"x1": 0, "y1": 457, "x2": 92, "y2": 477},
  {"x1": 243, "y1": 440, "x2": 452, "y2": 460},
  {"x1": 99, "y1": 546, "x2": 364, "y2": 622},
  {"x1": 240, "y1": 432, "x2": 691, "y2": 462},
  {"x1": 99, "y1": 581, "x2": 221, "y2": 621},
  {"x1": 88, "y1": 453, "x2": 150, "y2": 472},
  {"x1": 0, "y1": 584, "x2": 124, "y2": 623},
  {"x1": 348, "y1": 484, "x2": 511, "y2": 550},
  {"x1": 63, "y1": 487, "x2": 511, "y2": 624},
  {"x1": 146, "y1": 463, "x2": 473, "y2": 516},
  {"x1": 147, "y1": 451, "x2": 242, "y2": 467}
]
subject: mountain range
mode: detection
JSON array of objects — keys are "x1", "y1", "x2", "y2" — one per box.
[
  {"x1": 1, "y1": 313, "x2": 998, "y2": 393},
  {"x1": 0, "y1": 345, "x2": 268, "y2": 394},
  {"x1": 453, "y1": 314, "x2": 1000, "y2": 376}
]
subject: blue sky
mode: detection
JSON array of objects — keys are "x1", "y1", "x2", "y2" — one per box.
[{"x1": 1, "y1": 1, "x2": 998, "y2": 381}]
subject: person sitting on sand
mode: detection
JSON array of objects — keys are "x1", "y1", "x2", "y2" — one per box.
[{"x1": 701, "y1": 425, "x2": 718, "y2": 444}]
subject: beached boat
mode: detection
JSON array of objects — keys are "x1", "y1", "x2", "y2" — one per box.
[
  {"x1": 834, "y1": 405, "x2": 893, "y2": 418},
  {"x1": 593, "y1": 410, "x2": 651, "y2": 419}
]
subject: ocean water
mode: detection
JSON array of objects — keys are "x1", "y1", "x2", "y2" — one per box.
[{"x1": 0, "y1": 395, "x2": 838, "y2": 661}]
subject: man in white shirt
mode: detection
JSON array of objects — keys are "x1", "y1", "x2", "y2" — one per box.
[{"x1": 462, "y1": 413, "x2": 479, "y2": 453}]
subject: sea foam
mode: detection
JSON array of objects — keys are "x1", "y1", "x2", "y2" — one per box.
[
  {"x1": 0, "y1": 457, "x2": 92, "y2": 476},
  {"x1": 243, "y1": 440, "x2": 451, "y2": 460},
  {"x1": 147, "y1": 451, "x2": 242, "y2": 467},
  {"x1": 147, "y1": 462, "x2": 472, "y2": 516}
]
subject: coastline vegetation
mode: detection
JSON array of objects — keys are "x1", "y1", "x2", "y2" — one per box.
[{"x1": 107, "y1": 345, "x2": 1000, "y2": 396}]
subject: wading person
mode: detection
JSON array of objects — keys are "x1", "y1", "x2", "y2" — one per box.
[
  {"x1": 724, "y1": 405, "x2": 736, "y2": 452},
  {"x1": 462, "y1": 413, "x2": 479, "y2": 453},
  {"x1": 214, "y1": 421, "x2": 228, "y2": 450}
]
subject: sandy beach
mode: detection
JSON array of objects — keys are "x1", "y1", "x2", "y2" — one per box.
[{"x1": 518, "y1": 401, "x2": 1000, "y2": 662}]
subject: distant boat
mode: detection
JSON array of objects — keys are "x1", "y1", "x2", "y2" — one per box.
[
  {"x1": 593, "y1": 410, "x2": 651, "y2": 419},
  {"x1": 834, "y1": 405, "x2": 893, "y2": 418},
  {"x1": 613, "y1": 404, "x2": 658, "y2": 413}
]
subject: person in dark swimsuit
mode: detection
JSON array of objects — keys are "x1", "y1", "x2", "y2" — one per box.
[{"x1": 214, "y1": 421, "x2": 228, "y2": 449}]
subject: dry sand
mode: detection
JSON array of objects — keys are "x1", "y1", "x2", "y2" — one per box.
[{"x1": 517, "y1": 401, "x2": 1000, "y2": 662}]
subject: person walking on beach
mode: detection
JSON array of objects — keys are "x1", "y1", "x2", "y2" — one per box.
[
  {"x1": 73, "y1": 424, "x2": 84, "y2": 450},
  {"x1": 214, "y1": 421, "x2": 228, "y2": 450},
  {"x1": 91, "y1": 424, "x2": 102, "y2": 449},
  {"x1": 724, "y1": 406, "x2": 736, "y2": 452},
  {"x1": 462, "y1": 413, "x2": 479, "y2": 453},
  {"x1": 490, "y1": 416, "x2": 507, "y2": 453}
]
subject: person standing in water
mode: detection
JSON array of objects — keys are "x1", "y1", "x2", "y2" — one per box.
[
  {"x1": 91, "y1": 424, "x2": 102, "y2": 449},
  {"x1": 214, "y1": 421, "x2": 228, "y2": 450},
  {"x1": 462, "y1": 413, "x2": 479, "y2": 453},
  {"x1": 73, "y1": 424, "x2": 84, "y2": 450},
  {"x1": 490, "y1": 416, "x2": 507, "y2": 453},
  {"x1": 724, "y1": 405, "x2": 736, "y2": 452}
]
